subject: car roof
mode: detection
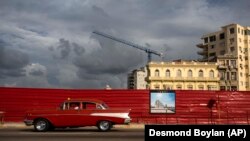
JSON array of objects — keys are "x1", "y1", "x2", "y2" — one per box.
[{"x1": 64, "y1": 98, "x2": 104, "y2": 103}]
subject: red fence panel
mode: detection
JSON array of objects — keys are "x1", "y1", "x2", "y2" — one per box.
[{"x1": 0, "y1": 87, "x2": 250, "y2": 124}]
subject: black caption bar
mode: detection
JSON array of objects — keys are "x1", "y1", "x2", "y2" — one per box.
[{"x1": 145, "y1": 125, "x2": 250, "y2": 141}]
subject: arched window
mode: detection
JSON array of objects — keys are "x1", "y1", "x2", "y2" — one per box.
[
  {"x1": 165, "y1": 70, "x2": 170, "y2": 77},
  {"x1": 188, "y1": 70, "x2": 192, "y2": 77},
  {"x1": 155, "y1": 69, "x2": 160, "y2": 77},
  {"x1": 176, "y1": 84, "x2": 182, "y2": 90},
  {"x1": 154, "y1": 84, "x2": 160, "y2": 90},
  {"x1": 187, "y1": 85, "x2": 193, "y2": 90},
  {"x1": 198, "y1": 85, "x2": 204, "y2": 90},
  {"x1": 209, "y1": 70, "x2": 214, "y2": 78},
  {"x1": 198, "y1": 70, "x2": 203, "y2": 77},
  {"x1": 176, "y1": 69, "x2": 182, "y2": 77}
]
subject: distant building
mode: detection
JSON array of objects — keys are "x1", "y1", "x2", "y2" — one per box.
[
  {"x1": 197, "y1": 23, "x2": 250, "y2": 91},
  {"x1": 105, "y1": 85, "x2": 112, "y2": 90},
  {"x1": 155, "y1": 100, "x2": 164, "y2": 108},
  {"x1": 146, "y1": 60, "x2": 219, "y2": 90},
  {"x1": 127, "y1": 67, "x2": 147, "y2": 89},
  {"x1": 128, "y1": 23, "x2": 250, "y2": 91}
]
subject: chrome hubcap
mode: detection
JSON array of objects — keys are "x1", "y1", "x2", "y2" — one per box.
[
  {"x1": 100, "y1": 121, "x2": 109, "y2": 130},
  {"x1": 36, "y1": 120, "x2": 47, "y2": 131}
]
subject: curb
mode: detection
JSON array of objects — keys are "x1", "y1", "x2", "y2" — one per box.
[
  {"x1": 0, "y1": 122, "x2": 27, "y2": 128},
  {"x1": 0, "y1": 122, "x2": 145, "y2": 129}
]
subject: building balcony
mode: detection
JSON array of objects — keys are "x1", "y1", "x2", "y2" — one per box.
[
  {"x1": 197, "y1": 50, "x2": 208, "y2": 55},
  {"x1": 196, "y1": 43, "x2": 208, "y2": 49},
  {"x1": 197, "y1": 58, "x2": 208, "y2": 62},
  {"x1": 219, "y1": 80, "x2": 238, "y2": 86},
  {"x1": 147, "y1": 76, "x2": 219, "y2": 82},
  {"x1": 218, "y1": 65, "x2": 227, "y2": 69}
]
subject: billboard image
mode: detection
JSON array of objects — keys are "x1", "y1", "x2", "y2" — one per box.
[{"x1": 150, "y1": 90, "x2": 176, "y2": 114}]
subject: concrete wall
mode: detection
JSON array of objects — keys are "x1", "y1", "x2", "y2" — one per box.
[{"x1": 0, "y1": 87, "x2": 250, "y2": 124}]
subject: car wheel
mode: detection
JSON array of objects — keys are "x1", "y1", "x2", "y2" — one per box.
[
  {"x1": 97, "y1": 121, "x2": 111, "y2": 132},
  {"x1": 34, "y1": 119, "x2": 50, "y2": 132}
]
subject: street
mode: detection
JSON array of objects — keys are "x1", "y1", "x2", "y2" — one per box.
[{"x1": 0, "y1": 127, "x2": 144, "y2": 141}]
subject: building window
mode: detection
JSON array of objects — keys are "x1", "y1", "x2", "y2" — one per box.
[
  {"x1": 176, "y1": 69, "x2": 182, "y2": 77},
  {"x1": 231, "y1": 86, "x2": 237, "y2": 91},
  {"x1": 219, "y1": 33, "x2": 225, "y2": 40},
  {"x1": 188, "y1": 70, "x2": 192, "y2": 77},
  {"x1": 209, "y1": 35, "x2": 216, "y2": 42},
  {"x1": 245, "y1": 30, "x2": 250, "y2": 35},
  {"x1": 187, "y1": 85, "x2": 193, "y2": 90},
  {"x1": 231, "y1": 60, "x2": 236, "y2": 68},
  {"x1": 220, "y1": 50, "x2": 225, "y2": 55},
  {"x1": 211, "y1": 45, "x2": 215, "y2": 49},
  {"x1": 238, "y1": 28, "x2": 240, "y2": 33},
  {"x1": 155, "y1": 70, "x2": 160, "y2": 77},
  {"x1": 230, "y1": 47, "x2": 235, "y2": 52},
  {"x1": 220, "y1": 86, "x2": 226, "y2": 91},
  {"x1": 209, "y1": 52, "x2": 216, "y2": 56},
  {"x1": 219, "y1": 72, "x2": 225, "y2": 80},
  {"x1": 209, "y1": 70, "x2": 214, "y2": 78},
  {"x1": 219, "y1": 42, "x2": 225, "y2": 47},
  {"x1": 231, "y1": 72, "x2": 237, "y2": 80},
  {"x1": 230, "y1": 27, "x2": 235, "y2": 34},
  {"x1": 204, "y1": 37, "x2": 208, "y2": 43},
  {"x1": 154, "y1": 85, "x2": 160, "y2": 90},
  {"x1": 239, "y1": 38, "x2": 242, "y2": 42},
  {"x1": 229, "y1": 38, "x2": 234, "y2": 44},
  {"x1": 165, "y1": 70, "x2": 170, "y2": 77},
  {"x1": 198, "y1": 85, "x2": 204, "y2": 90},
  {"x1": 176, "y1": 85, "x2": 182, "y2": 90},
  {"x1": 245, "y1": 48, "x2": 248, "y2": 53},
  {"x1": 198, "y1": 70, "x2": 203, "y2": 77},
  {"x1": 226, "y1": 72, "x2": 230, "y2": 80}
]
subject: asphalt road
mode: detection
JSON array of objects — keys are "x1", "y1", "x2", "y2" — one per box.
[{"x1": 0, "y1": 127, "x2": 144, "y2": 141}]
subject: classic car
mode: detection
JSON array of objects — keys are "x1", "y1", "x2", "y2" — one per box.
[{"x1": 24, "y1": 99, "x2": 131, "y2": 132}]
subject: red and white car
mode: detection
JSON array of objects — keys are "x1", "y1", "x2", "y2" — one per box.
[{"x1": 24, "y1": 99, "x2": 131, "y2": 132}]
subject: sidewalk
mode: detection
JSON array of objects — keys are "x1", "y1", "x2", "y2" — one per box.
[{"x1": 0, "y1": 122, "x2": 145, "y2": 129}]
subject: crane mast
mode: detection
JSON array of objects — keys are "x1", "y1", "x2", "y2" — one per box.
[{"x1": 92, "y1": 30, "x2": 162, "y2": 62}]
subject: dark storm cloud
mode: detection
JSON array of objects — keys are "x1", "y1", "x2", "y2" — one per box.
[
  {"x1": 74, "y1": 34, "x2": 144, "y2": 76},
  {"x1": 0, "y1": 0, "x2": 249, "y2": 88},
  {"x1": 0, "y1": 43, "x2": 29, "y2": 78},
  {"x1": 73, "y1": 43, "x2": 85, "y2": 56},
  {"x1": 29, "y1": 70, "x2": 44, "y2": 76},
  {"x1": 57, "y1": 38, "x2": 71, "y2": 59},
  {"x1": 51, "y1": 38, "x2": 85, "y2": 59}
]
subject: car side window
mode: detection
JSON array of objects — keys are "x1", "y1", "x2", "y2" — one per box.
[
  {"x1": 96, "y1": 104, "x2": 102, "y2": 109},
  {"x1": 70, "y1": 102, "x2": 80, "y2": 110},
  {"x1": 82, "y1": 102, "x2": 97, "y2": 110}
]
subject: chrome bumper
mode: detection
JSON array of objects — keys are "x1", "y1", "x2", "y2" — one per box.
[
  {"x1": 24, "y1": 119, "x2": 33, "y2": 126},
  {"x1": 124, "y1": 118, "x2": 131, "y2": 124}
]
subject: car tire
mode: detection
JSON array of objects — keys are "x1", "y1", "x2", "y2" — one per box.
[
  {"x1": 34, "y1": 119, "x2": 50, "y2": 132},
  {"x1": 97, "y1": 121, "x2": 111, "y2": 132}
]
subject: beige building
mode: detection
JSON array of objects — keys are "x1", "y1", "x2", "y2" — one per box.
[
  {"x1": 146, "y1": 60, "x2": 219, "y2": 90},
  {"x1": 127, "y1": 67, "x2": 147, "y2": 89},
  {"x1": 197, "y1": 23, "x2": 250, "y2": 91}
]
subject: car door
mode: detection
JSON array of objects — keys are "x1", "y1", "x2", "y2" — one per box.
[
  {"x1": 77, "y1": 102, "x2": 99, "y2": 126},
  {"x1": 54, "y1": 102, "x2": 81, "y2": 127}
]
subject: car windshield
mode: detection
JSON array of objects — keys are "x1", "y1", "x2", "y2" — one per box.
[{"x1": 101, "y1": 103, "x2": 109, "y2": 109}]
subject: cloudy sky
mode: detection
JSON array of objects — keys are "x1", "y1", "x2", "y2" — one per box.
[{"x1": 0, "y1": 0, "x2": 249, "y2": 89}]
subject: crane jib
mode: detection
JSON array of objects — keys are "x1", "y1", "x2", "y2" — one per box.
[{"x1": 93, "y1": 31, "x2": 162, "y2": 62}]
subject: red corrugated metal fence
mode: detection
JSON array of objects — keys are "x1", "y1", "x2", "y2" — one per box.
[{"x1": 0, "y1": 87, "x2": 250, "y2": 124}]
